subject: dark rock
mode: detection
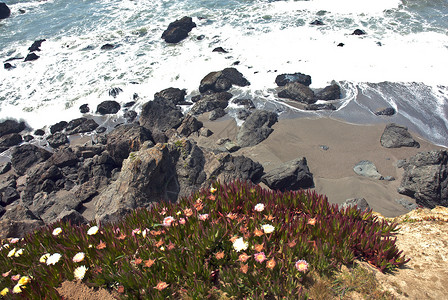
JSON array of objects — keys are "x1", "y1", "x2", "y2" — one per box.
[
  {"x1": 19, "y1": 9, "x2": 25, "y2": 14},
  {"x1": 56, "y1": 209, "x2": 87, "y2": 225},
  {"x1": 124, "y1": 101, "x2": 136, "y2": 108},
  {"x1": 109, "y1": 87, "x2": 123, "y2": 98},
  {"x1": 106, "y1": 124, "x2": 153, "y2": 165},
  {"x1": 310, "y1": 20, "x2": 324, "y2": 25},
  {"x1": 100, "y1": 43, "x2": 115, "y2": 50},
  {"x1": 0, "y1": 162, "x2": 11, "y2": 174},
  {"x1": 0, "y1": 3, "x2": 11, "y2": 19},
  {"x1": 0, "y1": 187, "x2": 20, "y2": 206},
  {"x1": 189, "y1": 91, "x2": 232, "y2": 115},
  {"x1": 232, "y1": 61, "x2": 240, "y2": 66},
  {"x1": 28, "y1": 39, "x2": 46, "y2": 52},
  {"x1": 177, "y1": 115, "x2": 203, "y2": 137},
  {"x1": 233, "y1": 98, "x2": 255, "y2": 109},
  {"x1": 139, "y1": 99, "x2": 184, "y2": 132},
  {"x1": 398, "y1": 150, "x2": 448, "y2": 208},
  {"x1": 221, "y1": 68, "x2": 251, "y2": 87},
  {"x1": 0, "y1": 206, "x2": 3, "y2": 217},
  {"x1": 305, "y1": 103, "x2": 337, "y2": 110},
  {"x1": 96, "y1": 100, "x2": 121, "y2": 115},
  {"x1": 0, "y1": 119, "x2": 26, "y2": 137},
  {"x1": 34, "y1": 129, "x2": 45, "y2": 136},
  {"x1": 341, "y1": 198, "x2": 370, "y2": 212},
  {"x1": 353, "y1": 160, "x2": 383, "y2": 180},
  {"x1": 23, "y1": 134, "x2": 33, "y2": 142},
  {"x1": 213, "y1": 47, "x2": 228, "y2": 53},
  {"x1": 275, "y1": 72, "x2": 312, "y2": 87},
  {"x1": 237, "y1": 109, "x2": 251, "y2": 120},
  {"x1": 191, "y1": 95, "x2": 201, "y2": 102},
  {"x1": 277, "y1": 82, "x2": 316, "y2": 104},
  {"x1": 49, "y1": 148, "x2": 79, "y2": 168},
  {"x1": 209, "y1": 108, "x2": 226, "y2": 121},
  {"x1": 96, "y1": 127, "x2": 106, "y2": 134},
  {"x1": 352, "y1": 29, "x2": 366, "y2": 35},
  {"x1": 161, "y1": 16, "x2": 196, "y2": 43},
  {"x1": 262, "y1": 157, "x2": 314, "y2": 191},
  {"x1": 65, "y1": 118, "x2": 99, "y2": 135},
  {"x1": 197, "y1": 34, "x2": 205, "y2": 40},
  {"x1": 2, "y1": 204, "x2": 40, "y2": 221},
  {"x1": 380, "y1": 123, "x2": 420, "y2": 148},
  {"x1": 375, "y1": 107, "x2": 396, "y2": 116},
  {"x1": 79, "y1": 104, "x2": 89, "y2": 113},
  {"x1": 337, "y1": 43, "x2": 345, "y2": 47},
  {"x1": 24, "y1": 53, "x2": 39, "y2": 62},
  {"x1": 47, "y1": 132, "x2": 69, "y2": 148},
  {"x1": 124, "y1": 110, "x2": 137, "y2": 123},
  {"x1": 4, "y1": 63, "x2": 13, "y2": 69},
  {"x1": 0, "y1": 133, "x2": 22, "y2": 152},
  {"x1": 236, "y1": 110, "x2": 278, "y2": 147},
  {"x1": 199, "y1": 68, "x2": 250, "y2": 93},
  {"x1": 154, "y1": 87, "x2": 186, "y2": 105},
  {"x1": 11, "y1": 144, "x2": 51, "y2": 175},
  {"x1": 50, "y1": 121, "x2": 68, "y2": 134},
  {"x1": 0, "y1": 218, "x2": 45, "y2": 238},
  {"x1": 315, "y1": 84, "x2": 341, "y2": 100}
]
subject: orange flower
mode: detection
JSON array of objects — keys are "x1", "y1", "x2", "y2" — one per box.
[
  {"x1": 144, "y1": 259, "x2": 155, "y2": 268},
  {"x1": 184, "y1": 208, "x2": 193, "y2": 217},
  {"x1": 240, "y1": 264, "x2": 248, "y2": 274},
  {"x1": 134, "y1": 258, "x2": 142, "y2": 265},
  {"x1": 215, "y1": 251, "x2": 225, "y2": 260},
  {"x1": 307, "y1": 218, "x2": 317, "y2": 226},
  {"x1": 229, "y1": 236, "x2": 238, "y2": 243},
  {"x1": 254, "y1": 243, "x2": 264, "y2": 252},
  {"x1": 254, "y1": 229, "x2": 264, "y2": 237},
  {"x1": 226, "y1": 213, "x2": 237, "y2": 220},
  {"x1": 238, "y1": 253, "x2": 250, "y2": 262},
  {"x1": 208, "y1": 195, "x2": 216, "y2": 201},
  {"x1": 266, "y1": 258, "x2": 276, "y2": 270},
  {"x1": 167, "y1": 242, "x2": 175, "y2": 250},
  {"x1": 288, "y1": 240, "x2": 297, "y2": 248},
  {"x1": 155, "y1": 240, "x2": 164, "y2": 247},
  {"x1": 117, "y1": 286, "x2": 125, "y2": 294},
  {"x1": 93, "y1": 266, "x2": 102, "y2": 274},
  {"x1": 154, "y1": 281, "x2": 169, "y2": 291},
  {"x1": 239, "y1": 225, "x2": 248, "y2": 233},
  {"x1": 96, "y1": 241, "x2": 106, "y2": 250},
  {"x1": 150, "y1": 230, "x2": 162, "y2": 236},
  {"x1": 265, "y1": 214, "x2": 275, "y2": 221},
  {"x1": 117, "y1": 233, "x2": 126, "y2": 240}
]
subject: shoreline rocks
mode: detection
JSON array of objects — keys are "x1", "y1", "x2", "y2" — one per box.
[
  {"x1": 161, "y1": 16, "x2": 196, "y2": 44},
  {"x1": 0, "y1": 2, "x2": 10, "y2": 19},
  {"x1": 381, "y1": 123, "x2": 420, "y2": 148}
]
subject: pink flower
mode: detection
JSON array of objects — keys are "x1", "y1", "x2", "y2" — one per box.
[
  {"x1": 254, "y1": 203, "x2": 265, "y2": 212},
  {"x1": 198, "y1": 214, "x2": 209, "y2": 221},
  {"x1": 179, "y1": 218, "x2": 186, "y2": 225},
  {"x1": 295, "y1": 260, "x2": 309, "y2": 272},
  {"x1": 132, "y1": 228, "x2": 141, "y2": 236},
  {"x1": 254, "y1": 252, "x2": 266, "y2": 263},
  {"x1": 163, "y1": 216, "x2": 175, "y2": 227}
]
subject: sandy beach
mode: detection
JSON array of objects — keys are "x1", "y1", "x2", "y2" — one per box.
[{"x1": 193, "y1": 115, "x2": 446, "y2": 217}]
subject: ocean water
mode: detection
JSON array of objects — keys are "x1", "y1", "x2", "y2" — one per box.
[{"x1": 0, "y1": 0, "x2": 447, "y2": 146}]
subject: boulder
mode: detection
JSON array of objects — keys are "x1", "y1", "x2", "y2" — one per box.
[
  {"x1": 199, "y1": 127, "x2": 213, "y2": 137},
  {"x1": 375, "y1": 107, "x2": 396, "y2": 116},
  {"x1": 0, "y1": 3, "x2": 10, "y2": 19},
  {"x1": 261, "y1": 157, "x2": 314, "y2": 191},
  {"x1": 106, "y1": 124, "x2": 153, "y2": 165},
  {"x1": 212, "y1": 47, "x2": 228, "y2": 53},
  {"x1": 154, "y1": 87, "x2": 186, "y2": 105},
  {"x1": 28, "y1": 39, "x2": 46, "y2": 52},
  {"x1": 34, "y1": 129, "x2": 45, "y2": 136},
  {"x1": 380, "y1": 123, "x2": 420, "y2": 148},
  {"x1": 4, "y1": 63, "x2": 13, "y2": 69},
  {"x1": 237, "y1": 109, "x2": 251, "y2": 120},
  {"x1": 0, "y1": 187, "x2": 20, "y2": 206},
  {"x1": 340, "y1": 198, "x2": 370, "y2": 212},
  {"x1": 209, "y1": 108, "x2": 226, "y2": 121},
  {"x1": 199, "y1": 68, "x2": 250, "y2": 93},
  {"x1": 352, "y1": 29, "x2": 366, "y2": 35},
  {"x1": 189, "y1": 92, "x2": 233, "y2": 115},
  {"x1": 24, "y1": 53, "x2": 39, "y2": 62},
  {"x1": 124, "y1": 110, "x2": 137, "y2": 123},
  {"x1": 139, "y1": 99, "x2": 184, "y2": 132},
  {"x1": 56, "y1": 209, "x2": 87, "y2": 225},
  {"x1": 353, "y1": 160, "x2": 383, "y2": 180},
  {"x1": 100, "y1": 44, "x2": 115, "y2": 50},
  {"x1": 0, "y1": 119, "x2": 26, "y2": 137},
  {"x1": 305, "y1": 103, "x2": 337, "y2": 111},
  {"x1": 315, "y1": 84, "x2": 341, "y2": 100},
  {"x1": 398, "y1": 150, "x2": 448, "y2": 208},
  {"x1": 47, "y1": 132, "x2": 69, "y2": 148},
  {"x1": 50, "y1": 121, "x2": 68, "y2": 134},
  {"x1": 161, "y1": 16, "x2": 196, "y2": 43},
  {"x1": 49, "y1": 148, "x2": 79, "y2": 168},
  {"x1": 10, "y1": 144, "x2": 52, "y2": 175},
  {"x1": 233, "y1": 98, "x2": 255, "y2": 109},
  {"x1": 96, "y1": 100, "x2": 121, "y2": 115},
  {"x1": 177, "y1": 115, "x2": 203, "y2": 137},
  {"x1": 0, "y1": 133, "x2": 22, "y2": 152},
  {"x1": 79, "y1": 104, "x2": 89, "y2": 113},
  {"x1": 65, "y1": 118, "x2": 99, "y2": 135},
  {"x1": 275, "y1": 73, "x2": 311, "y2": 87},
  {"x1": 108, "y1": 87, "x2": 123, "y2": 98},
  {"x1": 236, "y1": 110, "x2": 278, "y2": 147},
  {"x1": 277, "y1": 82, "x2": 316, "y2": 104}
]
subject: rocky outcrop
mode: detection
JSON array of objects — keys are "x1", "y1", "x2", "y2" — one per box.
[
  {"x1": 375, "y1": 107, "x2": 396, "y2": 116},
  {"x1": 0, "y1": 120, "x2": 26, "y2": 137},
  {"x1": 50, "y1": 121, "x2": 68, "y2": 134},
  {"x1": 305, "y1": 103, "x2": 337, "y2": 111},
  {"x1": 154, "y1": 87, "x2": 186, "y2": 105},
  {"x1": 65, "y1": 118, "x2": 99, "y2": 135},
  {"x1": 177, "y1": 115, "x2": 203, "y2": 137},
  {"x1": 161, "y1": 16, "x2": 196, "y2": 44},
  {"x1": 398, "y1": 150, "x2": 448, "y2": 208},
  {"x1": 353, "y1": 160, "x2": 383, "y2": 180},
  {"x1": 380, "y1": 123, "x2": 420, "y2": 148},
  {"x1": 28, "y1": 39, "x2": 46, "y2": 52},
  {"x1": 236, "y1": 110, "x2": 278, "y2": 147},
  {"x1": 47, "y1": 132, "x2": 69, "y2": 148},
  {"x1": 261, "y1": 157, "x2": 314, "y2": 191},
  {"x1": 352, "y1": 29, "x2": 366, "y2": 35},
  {"x1": 277, "y1": 82, "x2": 316, "y2": 104},
  {"x1": 209, "y1": 108, "x2": 226, "y2": 121},
  {"x1": 96, "y1": 100, "x2": 120, "y2": 115},
  {"x1": 189, "y1": 92, "x2": 232, "y2": 115},
  {"x1": 341, "y1": 198, "x2": 370, "y2": 212},
  {"x1": 0, "y1": 133, "x2": 22, "y2": 152},
  {"x1": 139, "y1": 98, "x2": 184, "y2": 133},
  {"x1": 315, "y1": 84, "x2": 341, "y2": 100},
  {"x1": 275, "y1": 73, "x2": 311, "y2": 87},
  {"x1": 0, "y1": 3, "x2": 11, "y2": 19},
  {"x1": 199, "y1": 68, "x2": 250, "y2": 93},
  {"x1": 24, "y1": 53, "x2": 39, "y2": 62},
  {"x1": 0, "y1": 205, "x2": 44, "y2": 238},
  {"x1": 11, "y1": 144, "x2": 52, "y2": 175}
]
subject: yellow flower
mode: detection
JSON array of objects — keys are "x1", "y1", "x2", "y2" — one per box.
[
  {"x1": 52, "y1": 227, "x2": 62, "y2": 236},
  {"x1": 7, "y1": 248, "x2": 16, "y2": 257},
  {"x1": 12, "y1": 284, "x2": 22, "y2": 294},
  {"x1": 210, "y1": 186, "x2": 217, "y2": 193},
  {"x1": 0, "y1": 288, "x2": 8, "y2": 296},
  {"x1": 39, "y1": 253, "x2": 50, "y2": 263},
  {"x1": 18, "y1": 276, "x2": 31, "y2": 286},
  {"x1": 72, "y1": 252, "x2": 85, "y2": 263},
  {"x1": 74, "y1": 266, "x2": 88, "y2": 280},
  {"x1": 14, "y1": 248, "x2": 24, "y2": 257},
  {"x1": 87, "y1": 226, "x2": 99, "y2": 236}
]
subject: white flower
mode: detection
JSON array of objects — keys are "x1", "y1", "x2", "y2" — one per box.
[
  {"x1": 39, "y1": 253, "x2": 50, "y2": 263},
  {"x1": 254, "y1": 203, "x2": 265, "y2": 212},
  {"x1": 72, "y1": 252, "x2": 85, "y2": 263},
  {"x1": 233, "y1": 237, "x2": 248, "y2": 252},
  {"x1": 87, "y1": 226, "x2": 99, "y2": 236},
  {"x1": 14, "y1": 248, "x2": 24, "y2": 257},
  {"x1": 261, "y1": 224, "x2": 275, "y2": 234},
  {"x1": 52, "y1": 227, "x2": 62, "y2": 236},
  {"x1": 46, "y1": 253, "x2": 62, "y2": 265},
  {"x1": 12, "y1": 284, "x2": 22, "y2": 294},
  {"x1": 74, "y1": 266, "x2": 88, "y2": 280}
]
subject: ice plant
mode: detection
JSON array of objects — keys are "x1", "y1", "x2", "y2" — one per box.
[
  {"x1": 18, "y1": 276, "x2": 31, "y2": 286},
  {"x1": 238, "y1": 253, "x2": 250, "y2": 262},
  {"x1": 46, "y1": 253, "x2": 62, "y2": 265},
  {"x1": 74, "y1": 266, "x2": 88, "y2": 280},
  {"x1": 14, "y1": 248, "x2": 24, "y2": 257},
  {"x1": 210, "y1": 186, "x2": 217, "y2": 193},
  {"x1": 261, "y1": 224, "x2": 275, "y2": 234},
  {"x1": 179, "y1": 218, "x2": 186, "y2": 225},
  {"x1": 0, "y1": 288, "x2": 8, "y2": 296},
  {"x1": 87, "y1": 226, "x2": 99, "y2": 236},
  {"x1": 11, "y1": 275, "x2": 20, "y2": 281},
  {"x1": 39, "y1": 253, "x2": 50, "y2": 263},
  {"x1": 254, "y1": 203, "x2": 265, "y2": 212},
  {"x1": 233, "y1": 237, "x2": 248, "y2": 252},
  {"x1": 295, "y1": 260, "x2": 309, "y2": 272},
  {"x1": 154, "y1": 281, "x2": 169, "y2": 291},
  {"x1": 307, "y1": 218, "x2": 316, "y2": 226},
  {"x1": 266, "y1": 258, "x2": 276, "y2": 270},
  {"x1": 7, "y1": 248, "x2": 16, "y2": 257},
  {"x1": 12, "y1": 284, "x2": 22, "y2": 294},
  {"x1": 254, "y1": 252, "x2": 267, "y2": 263},
  {"x1": 72, "y1": 252, "x2": 85, "y2": 263},
  {"x1": 52, "y1": 227, "x2": 62, "y2": 236},
  {"x1": 198, "y1": 213, "x2": 209, "y2": 221},
  {"x1": 163, "y1": 216, "x2": 175, "y2": 227}
]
